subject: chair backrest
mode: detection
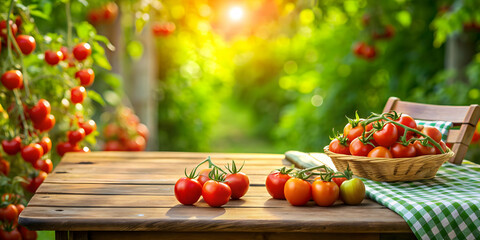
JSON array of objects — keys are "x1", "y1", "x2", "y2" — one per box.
[{"x1": 383, "y1": 97, "x2": 480, "y2": 165}]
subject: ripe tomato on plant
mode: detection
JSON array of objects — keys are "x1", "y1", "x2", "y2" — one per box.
[
  {"x1": 390, "y1": 142, "x2": 416, "y2": 158},
  {"x1": 79, "y1": 120, "x2": 97, "y2": 135},
  {"x1": 0, "y1": 228, "x2": 21, "y2": 240},
  {"x1": 75, "y1": 68, "x2": 95, "y2": 86},
  {"x1": 421, "y1": 126, "x2": 442, "y2": 143},
  {"x1": 332, "y1": 177, "x2": 347, "y2": 188},
  {"x1": 349, "y1": 137, "x2": 374, "y2": 156},
  {"x1": 56, "y1": 141, "x2": 76, "y2": 156},
  {"x1": 15, "y1": 35, "x2": 35, "y2": 55},
  {"x1": 21, "y1": 143, "x2": 44, "y2": 163},
  {"x1": 67, "y1": 128, "x2": 86, "y2": 144},
  {"x1": 33, "y1": 114, "x2": 55, "y2": 132},
  {"x1": 60, "y1": 46, "x2": 69, "y2": 60},
  {"x1": 15, "y1": 204, "x2": 24, "y2": 216},
  {"x1": 0, "y1": 158, "x2": 11, "y2": 176},
  {"x1": 38, "y1": 136, "x2": 52, "y2": 154},
  {"x1": 367, "y1": 146, "x2": 393, "y2": 158},
  {"x1": 70, "y1": 86, "x2": 87, "y2": 104},
  {"x1": 373, "y1": 123, "x2": 398, "y2": 147},
  {"x1": 29, "y1": 99, "x2": 51, "y2": 123},
  {"x1": 0, "y1": 20, "x2": 18, "y2": 39},
  {"x1": 344, "y1": 124, "x2": 364, "y2": 142},
  {"x1": 0, "y1": 204, "x2": 18, "y2": 223},
  {"x1": 73, "y1": 42, "x2": 91, "y2": 61},
  {"x1": 225, "y1": 161, "x2": 249, "y2": 199},
  {"x1": 103, "y1": 140, "x2": 123, "y2": 151},
  {"x1": 126, "y1": 136, "x2": 146, "y2": 151},
  {"x1": 1, "y1": 70, "x2": 23, "y2": 90},
  {"x1": 265, "y1": 167, "x2": 292, "y2": 199},
  {"x1": 311, "y1": 180, "x2": 339, "y2": 207},
  {"x1": 284, "y1": 177, "x2": 311, "y2": 206},
  {"x1": 33, "y1": 159, "x2": 53, "y2": 173},
  {"x1": 25, "y1": 171, "x2": 48, "y2": 193},
  {"x1": 44, "y1": 50, "x2": 63, "y2": 65},
  {"x1": 18, "y1": 226, "x2": 37, "y2": 240},
  {"x1": 2, "y1": 137, "x2": 22, "y2": 155}
]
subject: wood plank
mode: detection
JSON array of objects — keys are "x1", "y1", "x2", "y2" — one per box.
[
  {"x1": 63, "y1": 152, "x2": 284, "y2": 160},
  {"x1": 19, "y1": 206, "x2": 410, "y2": 233},
  {"x1": 27, "y1": 194, "x2": 383, "y2": 209},
  {"x1": 36, "y1": 184, "x2": 270, "y2": 197}
]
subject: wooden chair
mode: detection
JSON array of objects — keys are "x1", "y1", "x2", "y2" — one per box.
[{"x1": 383, "y1": 97, "x2": 480, "y2": 165}]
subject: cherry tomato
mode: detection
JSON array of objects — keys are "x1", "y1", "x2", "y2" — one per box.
[
  {"x1": 102, "y1": 2, "x2": 119, "y2": 23},
  {"x1": 421, "y1": 126, "x2": 442, "y2": 143},
  {"x1": 33, "y1": 114, "x2": 55, "y2": 132},
  {"x1": 265, "y1": 171, "x2": 291, "y2": 199},
  {"x1": 328, "y1": 138, "x2": 350, "y2": 155},
  {"x1": 15, "y1": 204, "x2": 24, "y2": 216},
  {"x1": 152, "y1": 22, "x2": 176, "y2": 36},
  {"x1": 174, "y1": 177, "x2": 202, "y2": 205},
  {"x1": 75, "y1": 68, "x2": 95, "y2": 86},
  {"x1": 73, "y1": 42, "x2": 91, "y2": 61},
  {"x1": 0, "y1": 228, "x2": 22, "y2": 240},
  {"x1": 349, "y1": 138, "x2": 374, "y2": 156},
  {"x1": 339, "y1": 178, "x2": 365, "y2": 205},
  {"x1": 15, "y1": 35, "x2": 35, "y2": 55},
  {"x1": 390, "y1": 142, "x2": 417, "y2": 158},
  {"x1": 87, "y1": 9, "x2": 102, "y2": 25},
  {"x1": 29, "y1": 99, "x2": 51, "y2": 123},
  {"x1": 311, "y1": 180, "x2": 339, "y2": 207},
  {"x1": 2, "y1": 137, "x2": 22, "y2": 155},
  {"x1": 56, "y1": 142, "x2": 75, "y2": 156},
  {"x1": 353, "y1": 42, "x2": 366, "y2": 56},
  {"x1": 136, "y1": 123, "x2": 149, "y2": 140},
  {"x1": 0, "y1": 20, "x2": 18, "y2": 39},
  {"x1": 394, "y1": 114, "x2": 417, "y2": 137},
  {"x1": 21, "y1": 143, "x2": 44, "y2": 163},
  {"x1": 33, "y1": 159, "x2": 53, "y2": 173},
  {"x1": 1, "y1": 70, "x2": 23, "y2": 90},
  {"x1": 362, "y1": 45, "x2": 376, "y2": 59},
  {"x1": 70, "y1": 86, "x2": 87, "y2": 104},
  {"x1": 202, "y1": 180, "x2": 232, "y2": 207},
  {"x1": 0, "y1": 158, "x2": 10, "y2": 176},
  {"x1": 284, "y1": 178, "x2": 311, "y2": 206},
  {"x1": 414, "y1": 140, "x2": 436, "y2": 155},
  {"x1": 67, "y1": 128, "x2": 86, "y2": 145},
  {"x1": 44, "y1": 50, "x2": 63, "y2": 65},
  {"x1": 345, "y1": 124, "x2": 364, "y2": 142},
  {"x1": 18, "y1": 226, "x2": 37, "y2": 240},
  {"x1": 435, "y1": 141, "x2": 448, "y2": 154},
  {"x1": 27, "y1": 171, "x2": 48, "y2": 193},
  {"x1": 79, "y1": 120, "x2": 96, "y2": 135},
  {"x1": 197, "y1": 169, "x2": 211, "y2": 186},
  {"x1": 126, "y1": 136, "x2": 147, "y2": 151},
  {"x1": 0, "y1": 204, "x2": 18, "y2": 223},
  {"x1": 367, "y1": 146, "x2": 393, "y2": 158},
  {"x1": 373, "y1": 123, "x2": 398, "y2": 147},
  {"x1": 225, "y1": 172, "x2": 249, "y2": 199},
  {"x1": 103, "y1": 140, "x2": 124, "y2": 151},
  {"x1": 38, "y1": 136, "x2": 52, "y2": 155}
]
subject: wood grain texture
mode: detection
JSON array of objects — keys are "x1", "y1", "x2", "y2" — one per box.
[{"x1": 19, "y1": 152, "x2": 413, "y2": 236}]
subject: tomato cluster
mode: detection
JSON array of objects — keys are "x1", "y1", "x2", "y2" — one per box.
[
  {"x1": 266, "y1": 165, "x2": 365, "y2": 207},
  {"x1": 174, "y1": 157, "x2": 250, "y2": 207},
  {"x1": 353, "y1": 13, "x2": 396, "y2": 61},
  {"x1": 0, "y1": 192, "x2": 37, "y2": 240},
  {"x1": 87, "y1": 2, "x2": 119, "y2": 26},
  {"x1": 329, "y1": 112, "x2": 448, "y2": 158},
  {"x1": 102, "y1": 107, "x2": 149, "y2": 151},
  {"x1": 152, "y1": 22, "x2": 176, "y2": 37}
]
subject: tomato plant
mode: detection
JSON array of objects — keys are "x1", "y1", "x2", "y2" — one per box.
[{"x1": 20, "y1": 143, "x2": 43, "y2": 163}]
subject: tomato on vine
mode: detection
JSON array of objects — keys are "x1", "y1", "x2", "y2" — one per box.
[
  {"x1": 421, "y1": 126, "x2": 442, "y2": 143},
  {"x1": 393, "y1": 114, "x2": 417, "y2": 137},
  {"x1": 38, "y1": 136, "x2": 52, "y2": 154},
  {"x1": 349, "y1": 137, "x2": 374, "y2": 156},
  {"x1": 56, "y1": 142, "x2": 75, "y2": 156},
  {"x1": 15, "y1": 35, "x2": 36, "y2": 55},
  {"x1": 28, "y1": 99, "x2": 51, "y2": 124},
  {"x1": 0, "y1": 20, "x2": 18, "y2": 39},
  {"x1": 18, "y1": 226, "x2": 37, "y2": 240},
  {"x1": 21, "y1": 143, "x2": 44, "y2": 163},
  {"x1": 373, "y1": 122, "x2": 398, "y2": 147},
  {"x1": 174, "y1": 166, "x2": 203, "y2": 205},
  {"x1": 225, "y1": 161, "x2": 249, "y2": 199},
  {"x1": 79, "y1": 120, "x2": 96, "y2": 135},
  {"x1": 390, "y1": 142, "x2": 416, "y2": 158},
  {"x1": 33, "y1": 159, "x2": 53, "y2": 173},
  {"x1": 328, "y1": 131, "x2": 350, "y2": 154},
  {"x1": 44, "y1": 50, "x2": 63, "y2": 65},
  {"x1": 2, "y1": 137, "x2": 22, "y2": 155},
  {"x1": 60, "y1": 46, "x2": 69, "y2": 61},
  {"x1": 265, "y1": 167, "x2": 292, "y2": 200},
  {"x1": 73, "y1": 42, "x2": 91, "y2": 61},
  {"x1": 67, "y1": 128, "x2": 86, "y2": 145},
  {"x1": 1, "y1": 70, "x2": 23, "y2": 90},
  {"x1": 0, "y1": 158, "x2": 10, "y2": 176},
  {"x1": 435, "y1": 141, "x2": 448, "y2": 154},
  {"x1": 75, "y1": 68, "x2": 95, "y2": 86},
  {"x1": 71, "y1": 86, "x2": 87, "y2": 104},
  {"x1": 202, "y1": 167, "x2": 232, "y2": 207},
  {"x1": 197, "y1": 168, "x2": 211, "y2": 186},
  {"x1": 0, "y1": 204, "x2": 18, "y2": 223},
  {"x1": 312, "y1": 180, "x2": 339, "y2": 207},
  {"x1": 413, "y1": 140, "x2": 436, "y2": 155},
  {"x1": 0, "y1": 228, "x2": 21, "y2": 240},
  {"x1": 33, "y1": 114, "x2": 55, "y2": 132}
]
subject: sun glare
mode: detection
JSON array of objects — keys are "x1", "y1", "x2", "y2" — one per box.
[{"x1": 228, "y1": 6, "x2": 244, "y2": 22}]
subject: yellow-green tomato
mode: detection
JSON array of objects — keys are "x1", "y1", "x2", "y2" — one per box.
[{"x1": 339, "y1": 178, "x2": 365, "y2": 205}]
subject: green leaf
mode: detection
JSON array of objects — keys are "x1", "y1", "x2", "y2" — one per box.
[
  {"x1": 94, "y1": 35, "x2": 116, "y2": 51},
  {"x1": 87, "y1": 90, "x2": 105, "y2": 106},
  {"x1": 30, "y1": 10, "x2": 49, "y2": 20},
  {"x1": 92, "y1": 53, "x2": 112, "y2": 70},
  {"x1": 75, "y1": 22, "x2": 97, "y2": 41}
]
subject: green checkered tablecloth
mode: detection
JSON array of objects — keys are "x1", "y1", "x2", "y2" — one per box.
[{"x1": 363, "y1": 162, "x2": 480, "y2": 240}]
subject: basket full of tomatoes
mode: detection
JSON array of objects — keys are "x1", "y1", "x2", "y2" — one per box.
[{"x1": 324, "y1": 111, "x2": 455, "y2": 182}]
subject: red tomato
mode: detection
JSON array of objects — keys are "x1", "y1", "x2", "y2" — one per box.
[
  {"x1": 87, "y1": 9, "x2": 102, "y2": 25},
  {"x1": 102, "y1": 2, "x2": 119, "y2": 23},
  {"x1": 104, "y1": 123, "x2": 119, "y2": 139},
  {"x1": 340, "y1": 178, "x2": 365, "y2": 205},
  {"x1": 0, "y1": 204, "x2": 18, "y2": 223},
  {"x1": 349, "y1": 138, "x2": 374, "y2": 156},
  {"x1": 104, "y1": 141, "x2": 123, "y2": 151},
  {"x1": 390, "y1": 143, "x2": 416, "y2": 158},
  {"x1": 38, "y1": 136, "x2": 52, "y2": 154},
  {"x1": 413, "y1": 140, "x2": 436, "y2": 155},
  {"x1": 18, "y1": 226, "x2": 37, "y2": 240},
  {"x1": 79, "y1": 120, "x2": 97, "y2": 135},
  {"x1": 44, "y1": 50, "x2": 63, "y2": 65},
  {"x1": 345, "y1": 124, "x2": 364, "y2": 142},
  {"x1": 421, "y1": 126, "x2": 442, "y2": 143},
  {"x1": 29, "y1": 99, "x2": 51, "y2": 123},
  {"x1": 435, "y1": 141, "x2": 447, "y2": 154},
  {"x1": 328, "y1": 138, "x2": 350, "y2": 155},
  {"x1": 197, "y1": 169, "x2": 211, "y2": 186},
  {"x1": 362, "y1": 45, "x2": 376, "y2": 59},
  {"x1": 174, "y1": 177, "x2": 203, "y2": 205},
  {"x1": 332, "y1": 177, "x2": 347, "y2": 188},
  {"x1": 0, "y1": 228, "x2": 22, "y2": 240},
  {"x1": 394, "y1": 115, "x2": 417, "y2": 137},
  {"x1": 67, "y1": 128, "x2": 86, "y2": 144},
  {"x1": 265, "y1": 171, "x2": 291, "y2": 199},
  {"x1": 373, "y1": 123, "x2": 398, "y2": 147},
  {"x1": 202, "y1": 180, "x2": 232, "y2": 207},
  {"x1": 284, "y1": 178, "x2": 311, "y2": 206},
  {"x1": 311, "y1": 180, "x2": 339, "y2": 207},
  {"x1": 136, "y1": 123, "x2": 149, "y2": 140},
  {"x1": 27, "y1": 171, "x2": 47, "y2": 193},
  {"x1": 33, "y1": 114, "x2": 55, "y2": 132},
  {"x1": 0, "y1": 20, "x2": 18, "y2": 39},
  {"x1": 2, "y1": 137, "x2": 22, "y2": 155},
  {"x1": 353, "y1": 42, "x2": 366, "y2": 56},
  {"x1": 152, "y1": 22, "x2": 176, "y2": 36},
  {"x1": 60, "y1": 46, "x2": 69, "y2": 60},
  {"x1": 15, "y1": 204, "x2": 24, "y2": 216},
  {"x1": 70, "y1": 86, "x2": 87, "y2": 104},
  {"x1": 73, "y1": 42, "x2": 91, "y2": 61},
  {"x1": 472, "y1": 131, "x2": 480, "y2": 144},
  {"x1": 33, "y1": 159, "x2": 53, "y2": 173},
  {"x1": 75, "y1": 68, "x2": 95, "y2": 86},
  {"x1": 367, "y1": 146, "x2": 393, "y2": 158},
  {"x1": 15, "y1": 35, "x2": 36, "y2": 55},
  {"x1": 126, "y1": 136, "x2": 146, "y2": 151},
  {"x1": 225, "y1": 172, "x2": 249, "y2": 199},
  {"x1": 1, "y1": 70, "x2": 23, "y2": 90},
  {"x1": 21, "y1": 143, "x2": 44, "y2": 163},
  {"x1": 0, "y1": 158, "x2": 10, "y2": 176},
  {"x1": 56, "y1": 142, "x2": 75, "y2": 156}
]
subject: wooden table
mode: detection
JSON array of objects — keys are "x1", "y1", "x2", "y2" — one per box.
[{"x1": 19, "y1": 152, "x2": 415, "y2": 240}]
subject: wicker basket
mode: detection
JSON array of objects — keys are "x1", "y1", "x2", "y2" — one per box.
[{"x1": 323, "y1": 146, "x2": 455, "y2": 182}]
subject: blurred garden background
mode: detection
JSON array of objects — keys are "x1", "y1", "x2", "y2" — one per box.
[{"x1": 1, "y1": 0, "x2": 480, "y2": 238}]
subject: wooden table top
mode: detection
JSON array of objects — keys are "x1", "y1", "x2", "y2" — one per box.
[{"x1": 19, "y1": 152, "x2": 412, "y2": 234}]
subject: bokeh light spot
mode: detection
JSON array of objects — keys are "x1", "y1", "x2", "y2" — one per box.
[
  {"x1": 284, "y1": 61, "x2": 298, "y2": 74},
  {"x1": 311, "y1": 95, "x2": 324, "y2": 107},
  {"x1": 300, "y1": 9, "x2": 315, "y2": 25},
  {"x1": 469, "y1": 88, "x2": 480, "y2": 99},
  {"x1": 229, "y1": 6, "x2": 244, "y2": 22}
]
